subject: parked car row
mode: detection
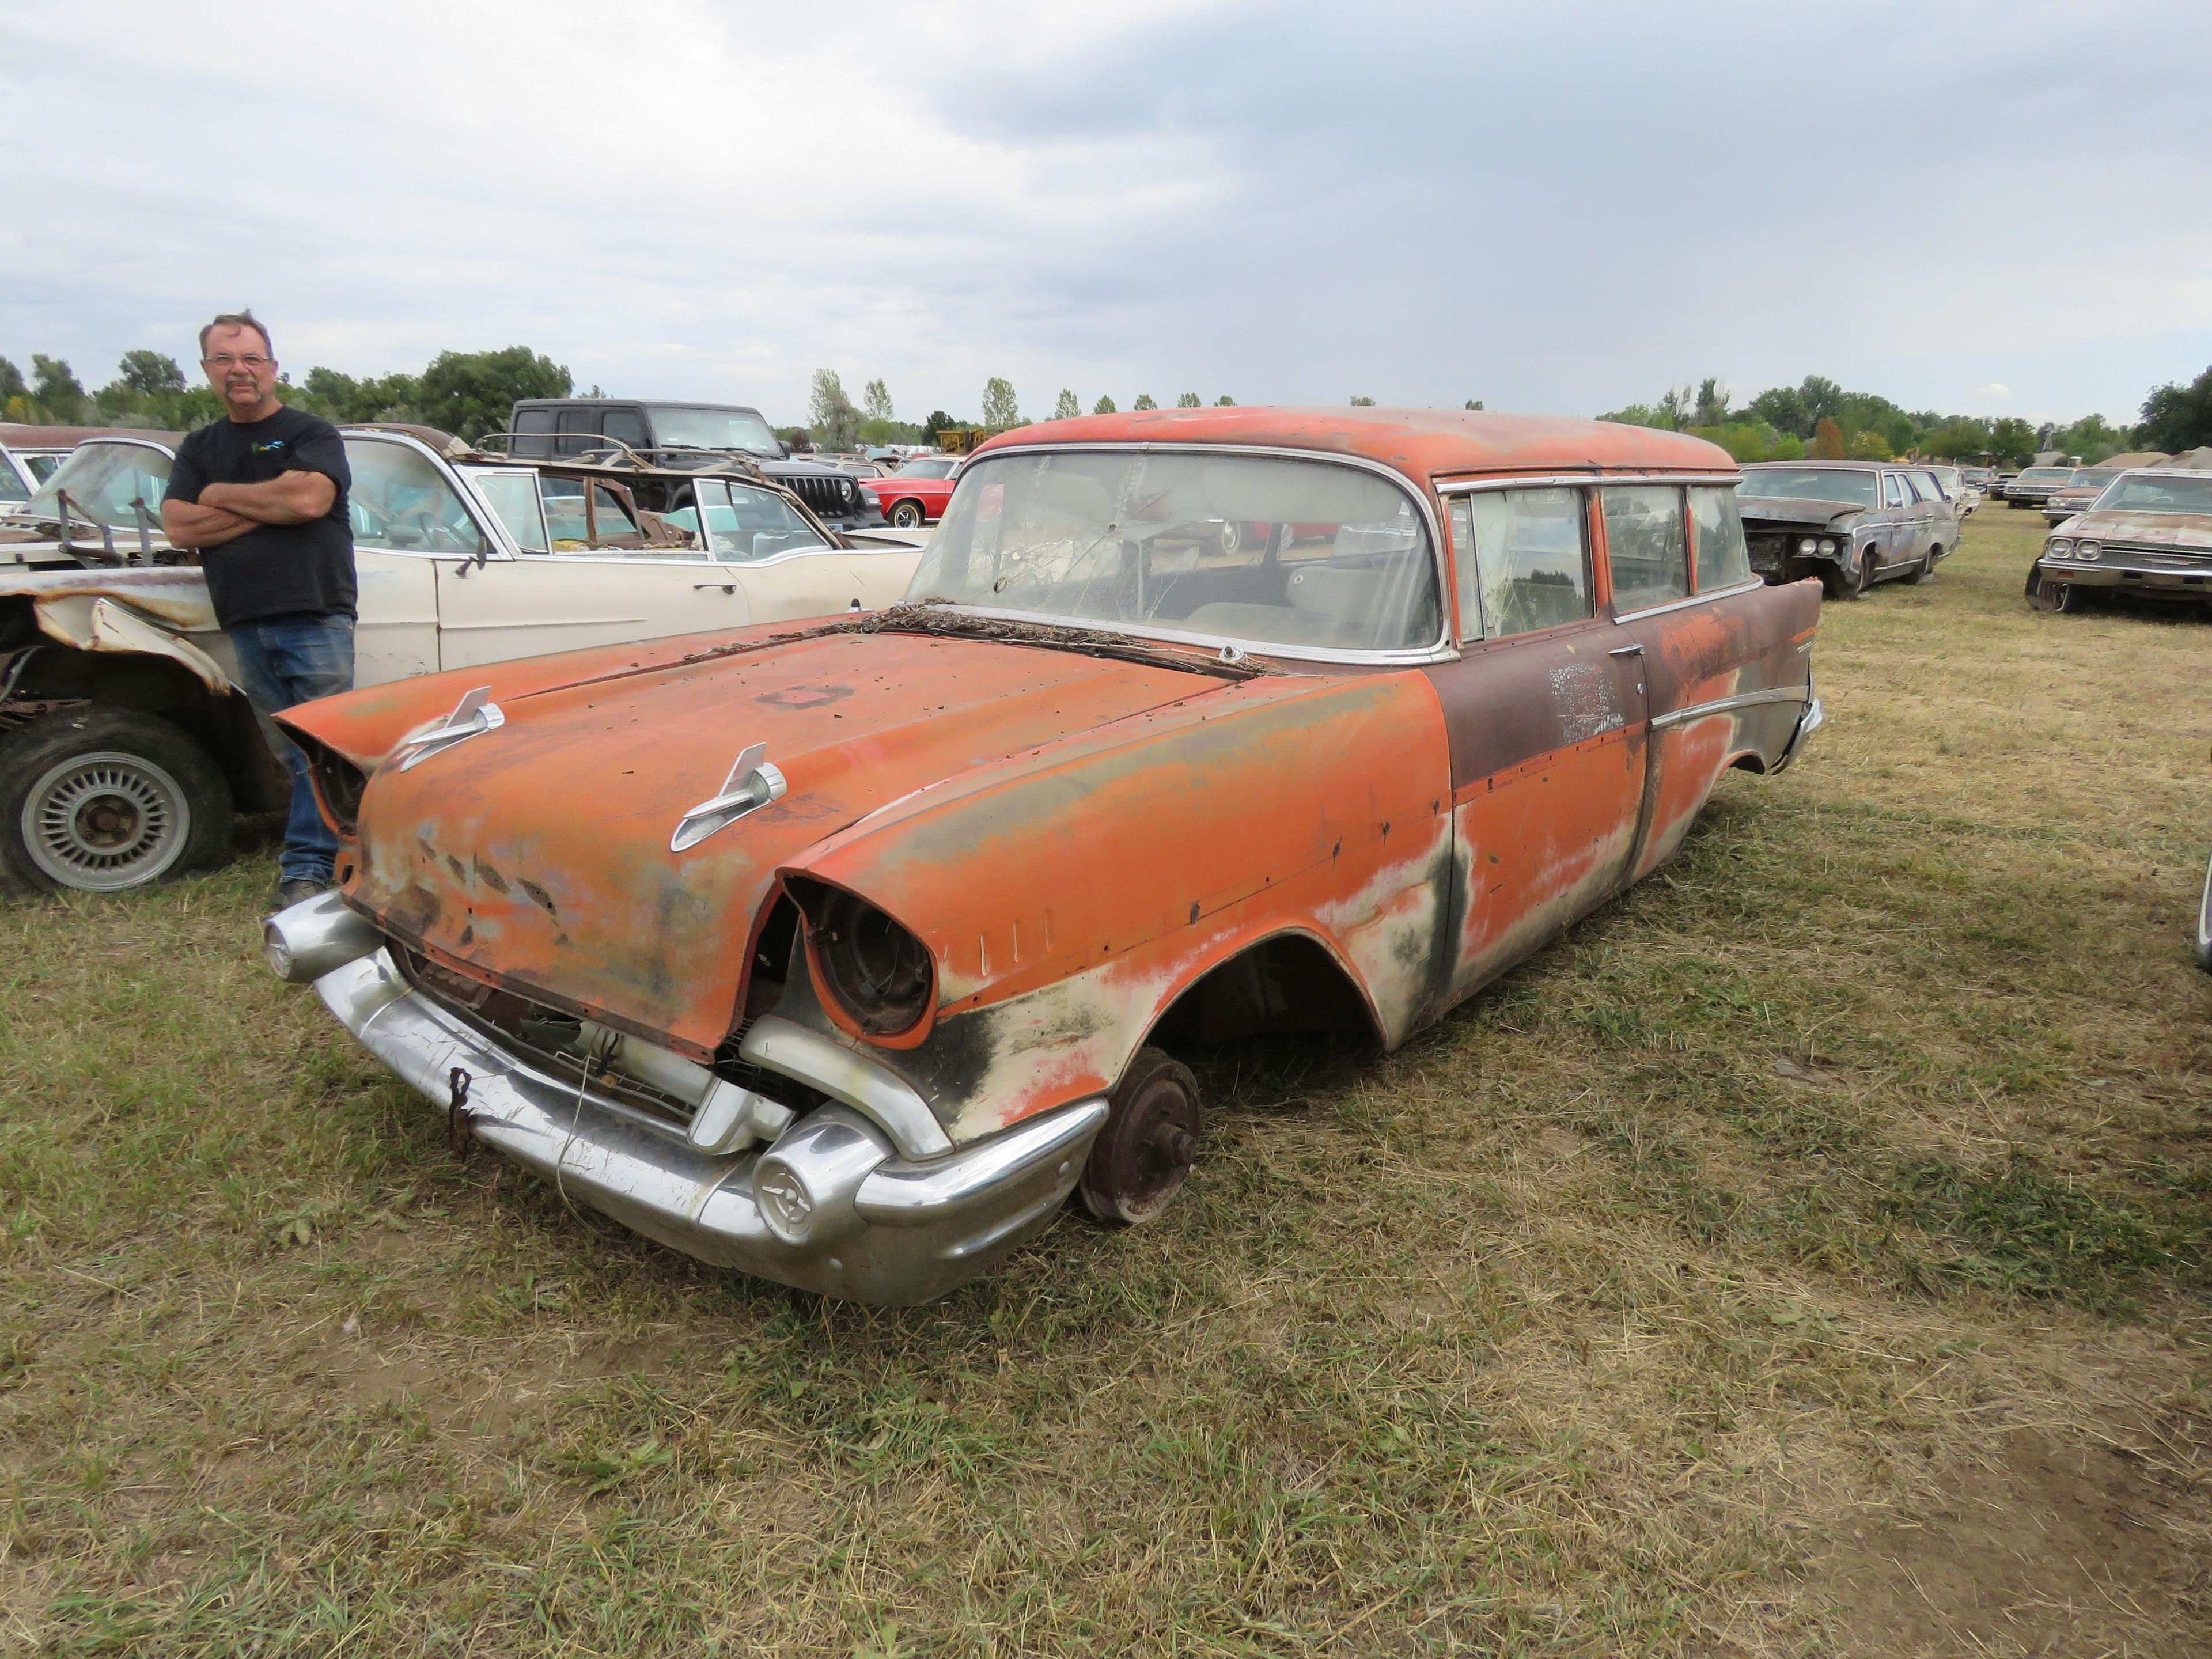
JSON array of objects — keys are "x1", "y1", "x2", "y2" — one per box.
[{"x1": 0, "y1": 426, "x2": 926, "y2": 891}]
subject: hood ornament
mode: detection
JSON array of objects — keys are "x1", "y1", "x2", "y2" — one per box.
[
  {"x1": 671, "y1": 742, "x2": 788, "y2": 853},
  {"x1": 393, "y1": 686, "x2": 504, "y2": 772}
]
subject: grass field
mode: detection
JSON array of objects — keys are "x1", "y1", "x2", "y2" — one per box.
[{"x1": 3, "y1": 503, "x2": 2209, "y2": 1657}]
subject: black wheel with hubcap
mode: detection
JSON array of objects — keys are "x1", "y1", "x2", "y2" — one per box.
[
  {"x1": 1079, "y1": 1046, "x2": 1201, "y2": 1225},
  {"x1": 0, "y1": 709, "x2": 233, "y2": 893}
]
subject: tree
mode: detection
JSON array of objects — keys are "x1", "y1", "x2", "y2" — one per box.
[
  {"x1": 980, "y1": 377, "x2": 1020, "y2": 429},
  {"x1": 1176, "y1": 392, "x2": 1202, "y2": 408},
  {"x1": 862, "y1": 377, "x2": 894, "y2": 423},
  {"x1": 1464, "y1": 399, "x2": 1484, "y2": 411},
  {"x1": 1216, "y1": 395, "x2": 1236, "y2": 406},
  {"x1": 1052, "y1": 388, "x2": 1080, "y2": 421},
  {"x1": 1093, "y1": 395, "x2": 1118, "y2": 415},
  {"x1": 31, "y1": 355, "x2": 86, "y2": 423},
  {"x1": 2138, "y1": 365, "x2": 2212, "y2": 453},
  {"x1": 416, "y1": 346, "x2": 569, "y2": 441},
  {"x1": 1846, "y1": 429, "x2": 1892, "y2": 460},
  {"x1": 1655, "y1": 385, "x2": 1690, "y2": 430},
  {"x1": 1923, "y1": 417, "x2": 1993, "y2": 460},
  {"x1": 924, "y1": 410, "x2": 955, "y2": 440},
  {"x1": 1988, "y1": 418, "x2": 2036, "y2": 465},
  {"x1": 1349, "y1": 395, "x2": 1376, "y2": 407},
  {"x1": 1809, "y1": 417, "x2": 1846, "y2": 459},
  {"x1": 1692, "y1": 376, "x2": 1729, "y2": 428},
  {"x1": 115, "y1": 350, "x2": 187, "y2": 397},
  {"x1": 0, "y1": 357, "x2": 24, "y2": 404},
  {"x1": 809, "y1": 368, "x2": 861, "y2": 452},
  {"x1": 1132, "y1": 393, "x2": 1158, "y2": 410},
  {"x1": 1747, "y1": 385, "x2": 1810, "y2": 439}
]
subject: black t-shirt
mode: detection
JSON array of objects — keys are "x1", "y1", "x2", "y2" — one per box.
[{"x1": 165, "y1": 407, "x2": 355, "y2": 628}]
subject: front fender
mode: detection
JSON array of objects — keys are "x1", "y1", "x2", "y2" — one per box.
[{"x1": 777, "y1": 670, "x2": 1455, "y2": 1141}]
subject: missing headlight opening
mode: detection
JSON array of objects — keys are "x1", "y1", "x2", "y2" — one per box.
[{"x1": 808, "y1": 886, "x2": 934, "y2": 1036}]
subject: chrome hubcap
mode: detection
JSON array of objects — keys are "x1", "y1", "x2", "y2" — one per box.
[{"x1": 22, "y1": 750, "x2": 189, "y2": 890}]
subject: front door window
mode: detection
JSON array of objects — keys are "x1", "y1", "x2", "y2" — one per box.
[{"x1": 1449, "y1": 487, "x2": 1592, "y2": 640}]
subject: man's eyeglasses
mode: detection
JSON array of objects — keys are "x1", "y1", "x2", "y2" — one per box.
[{"x1": 202, "y1": 354, "x2": 273, "y2": 370}]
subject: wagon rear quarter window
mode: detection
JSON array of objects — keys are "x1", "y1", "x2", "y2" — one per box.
[{"x1": 1603, "y1": 486, "x2": 1689, "y2": 613}]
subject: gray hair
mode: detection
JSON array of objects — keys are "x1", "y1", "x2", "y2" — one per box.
[{"x1": 199, "y1": 310, "x2": 272, "y2": 358}]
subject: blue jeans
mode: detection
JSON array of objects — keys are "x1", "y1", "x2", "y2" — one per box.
[{"x1": 228, "y1": 613, "x2": 357, "y2": 884}]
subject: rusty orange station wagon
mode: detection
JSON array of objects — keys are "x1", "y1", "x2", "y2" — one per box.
[{"x1": 266, "y1": 408, "x2": 1824, "y2": 1305}]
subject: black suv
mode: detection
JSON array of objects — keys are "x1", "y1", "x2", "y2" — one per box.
[{"x1": 508, "y1": 399, "x2": 884, "y2": 529}]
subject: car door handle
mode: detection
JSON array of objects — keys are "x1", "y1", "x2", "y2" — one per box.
[
  {"x1": 693, "y1": 582, "x2": 737, "y2": 593},
  {"x1": 1607, "y1": 643, "x2": 1644, "y2": 658}
]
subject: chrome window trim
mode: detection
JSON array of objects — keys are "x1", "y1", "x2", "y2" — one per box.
[
  {"x1": 339, "y1": 429, "x2": 519, "y2": 563},
  {"x1": 1650, "y1": 685, "x2": 1812, "y2": 730},
  {"x1": 1612, "y1": 575, "x2": 1766, "y2": 624},
  {"x1": 946, "y1": 441, "x2": 1453, "y2": 663},
  {"x1": 1434, "y1": 470, "x2": 1740, "y2": 494}
]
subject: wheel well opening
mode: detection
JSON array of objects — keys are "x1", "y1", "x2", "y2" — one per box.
[{"x1": 1149, "y1": 933, "x2": 1382, "y2": 1054}]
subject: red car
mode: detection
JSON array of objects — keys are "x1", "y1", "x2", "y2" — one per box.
[{"x1": 861, "y1": 454, "x2": 960, "y2": 528}]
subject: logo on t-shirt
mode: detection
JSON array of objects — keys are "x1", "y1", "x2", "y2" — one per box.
[{"x1": 252, "y1": 438, "x2": 288, "y2": 453}]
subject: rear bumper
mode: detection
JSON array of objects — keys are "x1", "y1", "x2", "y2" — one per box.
[
  {"x1": 305, "y1": 942, "x2": 1106, "y2": 1305},
  {"x1": 1771, "y1": 691, "x2": 1824, "y2": 774}
]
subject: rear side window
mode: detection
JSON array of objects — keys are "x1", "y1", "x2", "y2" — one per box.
[
  {"x1": 1602, "y1": 486, "x2": 1688, "y2": 612},
  {"x1": 1689, "y1": 487, "x2": 1752, "y2": 590},
  {"x1": 1449, "y1": 487, "x2": 1592, "y2": 640},
  {"x1": 1883, "y1": 474, "x2": 1906, "y2": 506},
  {"x1": 1914, "y1": 471, "x2": 1945, "y2": 502}
]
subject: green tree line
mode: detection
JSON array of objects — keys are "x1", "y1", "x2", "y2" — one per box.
[
  {"x1": 1599, "y1": 368, "x2": 2212, "y2": 465},
  {"x1": 14, "y1": 345, "x2": 2208, "y2": 463}
]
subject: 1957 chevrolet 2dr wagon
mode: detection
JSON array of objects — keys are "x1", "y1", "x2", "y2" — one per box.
[{"x1": 267, "y1": 409, "x2": 1824, "y2": 1305}]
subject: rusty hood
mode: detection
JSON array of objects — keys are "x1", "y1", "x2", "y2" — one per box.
[
  {"x1": 1738, "y1": 497, "x2": 1866, "y2": 529},
  {"x1": 318, "y1": 630, "x2": 1225, "y2": 1056},
  {"x1": 2061, "y1": 510, "x2": 2212, "y2": 552}
]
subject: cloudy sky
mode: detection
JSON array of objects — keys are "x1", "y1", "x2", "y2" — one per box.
[{"x1": 5, "y1": 1, "x2": 2206, "y2": 431}]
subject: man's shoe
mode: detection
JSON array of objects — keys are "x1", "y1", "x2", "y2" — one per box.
[{"x1": 267, "y1": 876, "x2": 330, "y2": 912}]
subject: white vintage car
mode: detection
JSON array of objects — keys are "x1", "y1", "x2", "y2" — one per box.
[{"x1": 0, "y1": 426, "x2": 926, "y2": 892}]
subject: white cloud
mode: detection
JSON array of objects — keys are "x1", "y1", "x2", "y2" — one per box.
[
  {"x1": 0, "y1": 0, "x2": 2206, "y2": 426},
  {"x1": 1975, "y1": 384, "x2": 2013, "y2": 401}
]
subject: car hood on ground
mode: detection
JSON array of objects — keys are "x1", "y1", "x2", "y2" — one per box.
[
  {"x1": 2056, "y1": 510, "x2": 2212, "y2": 552},
  {"x1": 1738, "y1": 497, "x2": 1866, "y2": 529},
  {"x1": 309, "y1": 630, "x2": 1226, "y2": 1057}
]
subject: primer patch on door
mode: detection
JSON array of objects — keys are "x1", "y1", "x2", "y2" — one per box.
[{"x1": 1549, "y1": 660, "x2": 1623, "y2": 742}]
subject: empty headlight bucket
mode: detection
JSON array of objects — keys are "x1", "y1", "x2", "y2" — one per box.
[
  {"x1": 804, "y1": 885, "x2": 935, "y2": 1039},
  {"x1": 2075, "y1": 541, "x2": 2101, "y2": 561}
]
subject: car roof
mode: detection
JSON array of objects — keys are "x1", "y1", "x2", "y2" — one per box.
[
  {"x1": 970, "y1": 406, "x2": 1736, "y2": 486},
  {"x1": 1742, "y1": 460, "x2": 1905, "y2": 473},
  {"x1": 1, "y1": 422, "x2": 185, "y2": 448}
]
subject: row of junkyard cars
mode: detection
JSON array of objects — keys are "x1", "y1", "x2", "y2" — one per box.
[{"x1": 0, "y1": 401, "x2": 1997, "y2": 1307}]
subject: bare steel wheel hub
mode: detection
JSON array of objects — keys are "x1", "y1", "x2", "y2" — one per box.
[
  {"x1": 1079, "y1": 1048, "x2": 1200, "y2": 1225},
  {"x1": 21, "y1": 749, "x2": 191, "y2": 891}
]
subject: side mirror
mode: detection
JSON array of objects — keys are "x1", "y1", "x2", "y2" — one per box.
[{"x1": 472, "y1": 536, "x2": 491, "y2": 570}]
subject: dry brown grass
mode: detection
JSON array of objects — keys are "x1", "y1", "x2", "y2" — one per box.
[{"x1": 1, "y1": 505, "x2": 2207, "y2": 1656}]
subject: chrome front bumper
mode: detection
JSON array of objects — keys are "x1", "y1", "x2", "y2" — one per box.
[{"x1": 296, "y1": 928, "x2": 1106, "y2": 1306}]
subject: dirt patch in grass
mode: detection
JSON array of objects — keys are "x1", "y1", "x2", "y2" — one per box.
[{"x1": 2, "y1": 507, "x2": 2209, "y2": 1656}]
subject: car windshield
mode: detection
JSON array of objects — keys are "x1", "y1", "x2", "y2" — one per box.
[
  {"x1": 2065, "y1": 469, "x2": 2119, "y2": 487},
  {"x1": 897, "y1": 457, "x2": 957, "y2": 478},
  {"x1": 25, "y1": 441, "x2": 173, "y2": 528},
  {"x1": 0, "y1": 455, "x2": 28, "y2": 507},
  {"x1": 2017, "y1": 468, "x2": 2070, "y2": 483},
  {"x1": 1737, "y1": 469, "x2": 1878, "y2": 508},
  {"x1": 2095, "y1": 476, "x2": 2212, "y2": 515},
  {"x1": 909, "y1": 449, "x2": 1441, "y2": 653},
  {"x1": 649, "y1": 406, "x2": 782, "y2": 457}
]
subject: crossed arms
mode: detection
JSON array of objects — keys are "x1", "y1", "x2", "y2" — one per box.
[{"x1": 162, "y1": 471, "x2": 338, "y2": 549}]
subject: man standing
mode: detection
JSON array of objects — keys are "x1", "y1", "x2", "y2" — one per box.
[{"x1": 161, "y1": 311, "x2": 356, "y2": 910}]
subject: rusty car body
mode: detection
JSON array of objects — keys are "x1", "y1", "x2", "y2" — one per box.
[
  {"x1": 0, "y1": 429, "x2": 922, "y2": 891},
  {"x1": 2040, "y1": 465, "x2": 2123, "y2": 527},
  {"x1": 2025, "y1": 468, "x2": 2212, "y2": 613},
  {"x1": 1737, "y1": 460, "x2": 1957, "y2": 596},
  {"x1": 266, "y1": 407, "x2": 1824, "y2": 1306}
]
